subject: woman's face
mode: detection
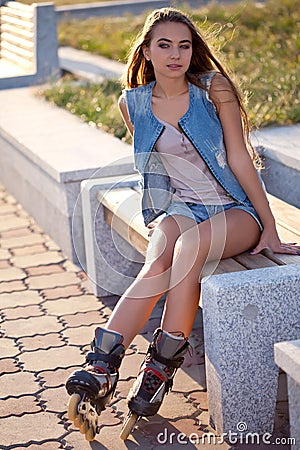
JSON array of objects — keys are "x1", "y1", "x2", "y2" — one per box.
[{"x1": 143, "y1": 21, "x2": 193, "y2": 80}]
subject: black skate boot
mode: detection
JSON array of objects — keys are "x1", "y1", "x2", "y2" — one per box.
[
  {"x1": 66, "y1": 327, "x2": 125, "y2": 441},
  {"x1": 120, "y1": 328, "x2": 190, "y2": 440}
]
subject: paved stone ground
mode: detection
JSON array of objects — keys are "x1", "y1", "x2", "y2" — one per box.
[{"x1": 0, "y1": 182, "x2": 291, "y2": 450}]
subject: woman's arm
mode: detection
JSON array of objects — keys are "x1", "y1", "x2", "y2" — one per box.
[
  {"x1": 209, "y1": 74, "x2": 299, "y2": 255},
  {"x1": 118, "y1": 94, "x2": 134, "y2": 137}
]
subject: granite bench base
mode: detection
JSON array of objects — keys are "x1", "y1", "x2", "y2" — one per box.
[
  {"x1": 275, "y1": 340, "x2": 300, "y2": 449},
  {"x1": 81, "y1": 175, "x2": 142, "y2": 297},
  {"x1": 202, "y1": 264, "x2": 300, "y2": 436}
]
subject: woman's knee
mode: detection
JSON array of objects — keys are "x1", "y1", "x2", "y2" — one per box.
[{"x1": 141, "y1": 254, "x2": 173, "y2": 278}]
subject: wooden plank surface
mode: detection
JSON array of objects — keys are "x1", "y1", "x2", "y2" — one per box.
[
  {"x1": 102, "y1": 187, "x2": 300, "y2": 272},
  {"x1": 268, "y1": 194, "x2": 300, "y2": 237}
]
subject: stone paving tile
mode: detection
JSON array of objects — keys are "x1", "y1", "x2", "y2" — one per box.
[
  {"x1": 44, "y1": 239, "x2": 61, "y2": 251},
  {"x1": 0, "y1": 290, "x2": 42, "y2": 308},
  {"x1": 155, "y1": 392, "x2": 200, "y2": 421},
  {"x1": 119, "y1": 353, "x2": 144, "y2": 381},
  {"x1": 26, "y1": 272, "x2": 81, "y2": 290},
  {"x1": 2, "y1": 304, "x2": 43, "y2": 320},
  {"x1": 62, "y1": 325, "x2": 95, "y2": 346},
  {"x1": 0, "y1": 203, "x2": 16, "y2": 215},
  {"x1": 18, "y1": 333, "x2": 65, "y2": 351},
  {"x1": 0, "y1": 248, "x2": 11, "y2": 259},
  {"x1": 1, "y1": 371, "x2": 40, "y2": 398},
  {"x1": 4, "y1": 315, "x2": 62, "y2": 338},
  {"x1": 96, "y1": 405, "x2": 123, "y2": 428},
  {"x1": 141, "y1": 418, "x2": 203, "y2": 447},
  {"x1": 0, "y1": 227, "x2": 32, "y2": 239},
  {"x1": 0, "y1": 358, "x2": 21, "y2": 375},
  {"x1": 38, "y1": 366, "x2": 81, "y2": 388},
  {"x1": 130, "y1": 333, "x2": 152, "y2": 354},
  {"x1": 11, "y1": 251, "x2": 65, "y2": 269},
  {"x1": 26, "y1": 264, "x2": 65, "y2": 277},
  {"x1": 0, "y1": 213, "x2": 19, "y2": 222},
  {"x1": 0, "y1": 395, "x2": 42, "y2": 418},
  {"x1": 39, "y1": 386, "x2": 69, "y2": 413},
  {"x1": 197, "y1": 410, "x2": 210, "y2": 429},
  {"x1": 62, "y1": 260, "x2": 81, "y2": 273},
  {"x1": 0, "y1": 280, "x2": 26, "y2": 293},
  {"x1": 17, "y1": 443, "x2": 63, "y2": 450},
  {"x1": 66, "y1": 419, "x2": 156, "y2": 450},
  {"x1": 43, "y1": 295, "x2": 101, "y2": 316},
  {"x1": 41, "y1": 284, "x2": 83, "y2": 300},
  {"x1": 1, "y1": 412, "x2": 66, "y2": 447},
  {"x1": 5, "y1": 194, "x2": 18, "y2": 205},
  {"x1": 19, "y1": 346, "x2": 83, "y2": 372},
  {"x1": 0, "y1": 216, "x2": 31, "y2": 232},
  {"x1": 187, "y1": 391, "x2": 208, "y2": 411},
  {"x1": 0, "y1": 337, "x2": 20, "y2": 358},
  {"x1": 11, "y1": 244, "x2": 47, "y2": 256},
  {"x1": 0, "y1": 233, "x2": 46, "y2": 249},
  {"x1": 60, "y1": 310, "x2": 107, "y2": 328},
  {"x1": 172, "y1": 364, "x2": 207, "y2": 393},
  {"x1": 0, "y1": 266, "x2": 27, "y2": 282},
  {"x1": 0, "y1": 259, "x2": 11, "y2": 269},
  {"x1": 139, "y1": 317, "x2": 161, "y2": 334},
  {"x1": 115, "y1": 379, "x2": 132, "y2": 400}
]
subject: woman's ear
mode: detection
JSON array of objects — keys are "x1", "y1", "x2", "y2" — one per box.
[{"x1": 142, "y1": 45, "x2": 150, "y2": 61}]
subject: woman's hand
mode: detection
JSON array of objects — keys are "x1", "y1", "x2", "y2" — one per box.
[
  {"x1": 250, "y1": 226, "x2": 300, "y2": 255},
  {"x1": 147, "y1": 217, "x2": 163, "y2": 237}
]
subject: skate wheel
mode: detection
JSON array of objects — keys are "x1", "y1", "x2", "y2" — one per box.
[
  {"x1": 120, "y1": 412, "x2": 139, "y2": 441},
  {"x1": 85, "y1": 425, "x2": 96, "y2": 442},
  {"x1": 73, "y1": 413, "x2": 84, "y2": 428},
  {"x1": 79, "y1": 419, "x2": 89, "y2": 434},
  {"x1": 68, "y1": 393, "x2": 81, "y2": 421}
]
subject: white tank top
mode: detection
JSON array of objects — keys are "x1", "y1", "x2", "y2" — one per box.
[{"x1": 155, "y1": 117, "x2": 232, "y2": 205}]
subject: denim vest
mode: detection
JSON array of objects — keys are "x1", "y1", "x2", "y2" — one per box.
[{"x1": 124, "y1": 73, "x2": 254, "y2": 226}]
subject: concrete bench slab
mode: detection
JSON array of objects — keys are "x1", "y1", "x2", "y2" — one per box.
[{"x1": 275, "y1": 339, "x2": 300, "y2": 449}]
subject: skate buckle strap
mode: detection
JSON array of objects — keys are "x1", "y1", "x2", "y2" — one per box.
[
  {"x1": 86, "y1": 351, "x2": 122, "y2": 368},
  {"x1": 148, "y1": 345, "x2": 184, "y2": 369}
]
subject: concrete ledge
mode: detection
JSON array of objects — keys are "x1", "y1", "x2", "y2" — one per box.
[
  {"x1": 59, "y1": 46, "x2": 124, "y2": 82},
  {"x1": 253, "y1": 125, "x2": 300, "y2": 208},
  {"x1": 56, "y1": 0, "x2": 222, "y2": 21},
  {"x1": 275, "y1": 340, "x2": 300, "y2": 449},
  {"x1": 202, "y1": 264, "x2": 300, "y2": 436},
  {"x1": 0, "y1": 86, "x2": 134, "y2": 266}
]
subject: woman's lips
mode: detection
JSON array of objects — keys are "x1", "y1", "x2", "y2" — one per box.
[{"x1": 167, "y1": 64, "x2": 183, "y2": 70}]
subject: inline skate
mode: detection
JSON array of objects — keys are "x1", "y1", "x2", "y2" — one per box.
[
  {"x1": 120, "y1": 328, "x2": 190, "y2": 440},
  {"x1": 66, "y1": 327, "x2": 125, "y2": 441}
]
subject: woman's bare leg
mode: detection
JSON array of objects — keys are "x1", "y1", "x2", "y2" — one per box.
[
  {"x1": 161, "y1": 209, "x2": 261, "y2": 336},
  {"x1": 106, "y1": 215, "x2": 195, "y2": 348}
]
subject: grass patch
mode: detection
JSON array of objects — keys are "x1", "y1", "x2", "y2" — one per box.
[
  {"x1": 43, "y1": 0, "x2": 299, "y2": 138},
  {"x1": 41, "y1": 77, "x2": 130, "y2": 142}
]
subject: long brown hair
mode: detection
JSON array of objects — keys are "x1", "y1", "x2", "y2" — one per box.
[{"x1": 123, "y1": 8, "x2": 261, "y2": 168}]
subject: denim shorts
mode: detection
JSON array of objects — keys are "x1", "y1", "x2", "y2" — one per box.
[{"x1": 164, "y1": 201, "x2": 263, "y2": 231}]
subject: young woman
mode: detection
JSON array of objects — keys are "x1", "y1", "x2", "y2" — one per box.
[{"x1": 66, "y1": 8, "x2": 299, "y2": 441}]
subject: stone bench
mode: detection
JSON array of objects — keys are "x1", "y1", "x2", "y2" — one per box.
[
  {"x1": 275, "y1": 340, "x2": 300, "y2": 449},
  {"x1": 0, "y1": 1, "x2": 59, "y2": 88},
  {"x1": 82, "y1": 179, "x2": 300, "y2": 437}
]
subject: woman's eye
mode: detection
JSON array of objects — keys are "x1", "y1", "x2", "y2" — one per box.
[
  {"x1": 181, "y1": 45, "x2": 191, "y2": 49},
  {"x1": 158, "y1": 43, "x2": 169, "y2": 48}
]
